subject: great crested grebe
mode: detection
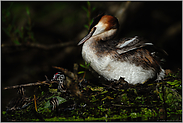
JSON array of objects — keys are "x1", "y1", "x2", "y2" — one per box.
[{"x1": 78, "y1": 14, "x2": 165, "y2": 85}]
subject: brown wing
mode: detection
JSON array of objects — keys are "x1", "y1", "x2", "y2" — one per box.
[
  {"x1": 116, "y1": 36, "x2": 153, "y2": 54},
  {"x1": 116, "y1": 47, "x2": 161, "y2": 73}
]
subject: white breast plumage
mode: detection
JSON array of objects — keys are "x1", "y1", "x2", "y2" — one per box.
[{"x1": 82, "y1": 39, "x2": 157, "y2": 84}]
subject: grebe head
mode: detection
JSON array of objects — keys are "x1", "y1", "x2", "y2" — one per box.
[{"x1": 78, "y1": 14, "x2": 119, "y2": 45}]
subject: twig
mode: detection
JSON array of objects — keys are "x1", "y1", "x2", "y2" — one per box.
[
  {"x1": 73, "y1": 63, "x2": 79, "y2": 81},
  {"x1": 34, "y1": 95, "x2": 38, "y2": 112},
  {"x1": 1, "y1": 41, "x2": 77, "y2": 50},
  {"x1": 3, "y1": 80, "x2": 58, "y2": 90}
]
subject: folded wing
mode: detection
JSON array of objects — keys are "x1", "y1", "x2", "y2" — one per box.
[{"x1": 116, "y1": 36, "x2": 153, "y2": 54}]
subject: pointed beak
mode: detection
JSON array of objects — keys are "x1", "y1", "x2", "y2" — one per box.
[{"x1": 78, "y1": 27, "x2": 96, "y2": 45}]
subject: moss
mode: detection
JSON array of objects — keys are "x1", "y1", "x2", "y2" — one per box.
[{"x1": 2, "y1": 70, "x2": 182, "y2": 121}]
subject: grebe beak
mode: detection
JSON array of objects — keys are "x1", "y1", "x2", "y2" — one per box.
[{"x1": 78, "y1": 27, "x2": 96, "y2": 45}]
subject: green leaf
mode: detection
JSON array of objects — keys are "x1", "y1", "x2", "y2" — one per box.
[
  {"x1": 26, "y1": 7, "x2": 30, "y2": 15},
  {"x1": 84, "y1": 25, "x2": 89, "y2": 30},
  {"x1": 2, "y1": 111, "x2": 6, "y2": 115},
  {"x1": 49, "y1": 88, "x2": 58, "y2": 93},
  {"x1": 55, "y1": 96, "x2": 67, "y2": 104},
  {"x1": 80, "y1": 64, "x2": 86, "y2": 69},
  {"x1": 41, "y1": 91, "x2": 44, "y2": 95},
  {"x1": 84, "y1": 61, "x2": 88, "y2": 65},
  {"x1": 78, "y1": 71, "x2": 85, "y2": 74},
  {"x1": 167, "y1": 80, "x2": 181, "y2": 87},
  {"x1": 87, "y1": 1, "x2": 90, "y2": 7},
  {"x1": 85, "y1": 61, "x2": 90, "y2": 68},
  {"x1": 159, "y1": 92, "x2": 163, "y2": 101},
  {"x1": 44, "y1": 101, "x2": 51, "y2": 109},
  {"x1": 101, "y1": 90, "x2": 108, "y2": 94},
  {"x1": 89, "y1": 19, "x2": 93, "y2": 25},
  {"x1": 92, "y1": 7, "x2": 96, "y2": 12},
  {"x1": 82, "y1": 6, "x2": 88, "y2": 12},
  {"x1": 14, "y1": 39, "x2": 20, "y2": 45},
  {"x1": 43, "y1": 96, "x2": 66, "y2": 110}
]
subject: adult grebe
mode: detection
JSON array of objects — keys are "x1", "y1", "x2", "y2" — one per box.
[{"x1": 78, "y1": 14, "x2": 165, "y2": 85}]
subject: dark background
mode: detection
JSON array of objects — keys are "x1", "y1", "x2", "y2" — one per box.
[{"x1": 1, "y1": 1, "x2": 182, "y2": 111}]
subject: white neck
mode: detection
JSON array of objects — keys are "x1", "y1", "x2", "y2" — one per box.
[{"x1": 92, "y1": 28, "x2": 117, "y2": 41}]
